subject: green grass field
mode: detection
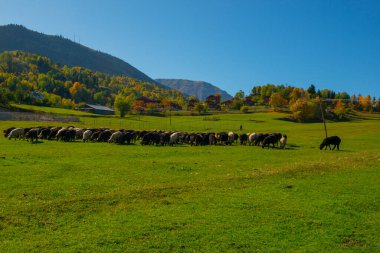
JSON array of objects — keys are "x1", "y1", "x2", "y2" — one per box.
[{"x1": 1, "y1": 111, "x2": 379, "y2": 252}]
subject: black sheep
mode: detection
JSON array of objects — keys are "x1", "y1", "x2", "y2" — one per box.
[
  {"x1": 3, "y1": 127, "x2": 15, "y2": 138},
  {"x1": 320, "y1": 136, "x2": 341, "y2": 150},
  {"x1": 239, "y1": 133, "x2": 248, "y2": 145},
  {"x1": 262, "y1": 134, "x2": 276, "y2": 149},
  {"x1": 25, "y1": 128, "x2": 39, "y2": 142}
]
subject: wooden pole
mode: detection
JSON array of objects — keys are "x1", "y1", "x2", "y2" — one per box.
[
  {"x1": 169, "y1": 107, "x2": 172, "y2": 128},
  {"x1": 319, "y1": 98, "x2": 328, "y2": 138}
]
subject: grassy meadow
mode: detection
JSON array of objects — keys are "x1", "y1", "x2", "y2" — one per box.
[{"x1": 0, "y1": 110, "x2": 380, "y2": 252}]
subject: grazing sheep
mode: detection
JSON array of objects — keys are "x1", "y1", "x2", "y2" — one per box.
[
  {"x1": 228, "y1": 132, "x2": 235, "y2": 144},
  {"x1": 273, "y1": 133, "x2": 282, "y2": 146},
  {"x1": 56, "y1": 128, "x2": 67, "y2": 141},
  {"x1": 208, "y1": 133, "x2": 217, "y2": 145},
  {"x1": 8, "y1": 128, "x2": 25, "y2": 140},
  {"x1": 47, "y1": 127, "x2": 62, "y2": 140},
  {"x1": 25, "y1": 128, "x2": 39, "y2": 142},
  {"x1": 248, "y1": 133, "x2": 257, "y2": 146},
  {"x1": 75, "y1": 128, "x2": 84, "y2": 140},
  {"x1": 280, "y1": 134, "x2": 287, "y2": 149},
  {"x1": 38, "y1": 128, "x2": 51, "y2": 139},
  {"x1": 216, "y1": 132, "x2": 228, "y2": 145},
  {"x1": 119, "y1": 132, "x2": 133, "y2": 145},
  {"x1": 320, "y1": 136, "x2": 341, "y2": 150},
  {"x1": 97, "y1": 130, "x2": 113, "y2": 142},
  {"x1": 239, "y1": 133, "x2": 248, "y2": 145},
  {"x1": 108, "y1": 131, "x2": 123, "y2": 143},
  {"x1": 160, "y1": 132, "x2": 171, "y2": 146},
  {"x1": 169, "y1": 132, "x2": 180, "y2": 146},
  {"x1": 82, "y1": 130, "x2": 93, "y2": 142},
  {"x1": 3, "y1": 127, "x2": 15, "y2": 138},
  {"x1": 262, "y1": 134, "x2": 276, "y2": 149}
]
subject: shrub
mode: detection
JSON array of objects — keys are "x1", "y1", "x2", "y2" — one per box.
[{"x1": 240, "y1": 106, "x2": 249, "y2": 113}]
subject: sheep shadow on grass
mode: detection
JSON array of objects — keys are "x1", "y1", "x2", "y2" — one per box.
[{"x1": 30, "y1": 140, "x2": 44, "y2": 144}]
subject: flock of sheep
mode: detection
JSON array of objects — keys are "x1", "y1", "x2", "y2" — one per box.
[{"x1": 3, "y1": 126, "x2": 288, "y2": 149}]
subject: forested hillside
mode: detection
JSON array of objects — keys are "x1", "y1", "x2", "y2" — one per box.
[
  {"x1": 0, "y1": 24, "x2": 157, "y2": 84},
  {"x1": 0, "y1": 51, "x2": 186, "y2": 110}
]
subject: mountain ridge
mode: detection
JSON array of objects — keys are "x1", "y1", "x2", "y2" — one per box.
[
  {"x1": 156, "y1": 79, "x2": 232, "y2": 101},
  {"x1": 0, "y1": 24, "x2": 158, "y2": 85}
]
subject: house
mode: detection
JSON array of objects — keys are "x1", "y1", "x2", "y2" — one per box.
[
  {"x1": 78, "y1": 104, "x2": 115, "y2": 115},
  {"x1": 31, "y1": 91, "x2": 45, "y2": 100}
]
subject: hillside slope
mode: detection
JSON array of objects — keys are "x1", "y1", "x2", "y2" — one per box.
[
  {"x1": 0, "y1": 24, "x2": 156, "y2": 83},
  {"x1": 0, "y1": 51, "x2": 185, "y2": 108},
  {"x1": 156, "y1": 79, "x2": 232, "y2": 100}
]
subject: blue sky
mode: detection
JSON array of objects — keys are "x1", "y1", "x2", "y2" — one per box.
[{"x1": 1, "y1": 0, "x2": 379, "y2": 97}]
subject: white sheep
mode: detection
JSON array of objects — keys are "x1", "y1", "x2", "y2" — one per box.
[
  {"x1": 8, "y1": 128, "x2": 25, "y2": 140},
  {"x1": 280, "y1": 134, "x2": 287, "y2": 149},
  {"x1": 228, "y1": 131, "x2": 235, "y2": 143},
  {"x1": 108, "y1": 131, "x2": 122, "y2": 143},
  {"x1": 248, "y1": 133, "x2": 257, "y2": 146},
  {"x1": 169, "y1": 132, "x2": 180, "y2": 146},
  {"x1": 82, "y1": 130, "x2": 93, "y2": 142}
]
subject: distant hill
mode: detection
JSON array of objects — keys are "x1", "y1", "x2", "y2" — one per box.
[
  {"x1": 0, "y1": 24, "x2": 157, "y2": 84},
  {"x1": 156, "y1": 79, "x2": 233, "y2": 101},
  {"x1": 0, "y1": 51, "x2": 185, "y2": 109}
]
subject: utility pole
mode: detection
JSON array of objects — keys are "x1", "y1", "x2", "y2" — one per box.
[
  {"x1": 169, "y1": 106, "x2": 172, "y2": 128},
  {"x1": 319, "y1": 98, "x2": 328, "y2": 138}
]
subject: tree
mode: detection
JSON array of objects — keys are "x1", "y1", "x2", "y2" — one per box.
[
  {"x1": 132, "y1": 100, "x2": 145, "y2": 112},
  {"x1": 290, "y1": 88, "x2": 302, "y2": 102},
  {"x1": 205, "y1": 94, "x2": 221, "y2": 110},
  {"x1": 269, "y1": 93, "x2": 288, "y2": 111},
  {"x1": 0, "y1": 88, "x2": 9, "y2": 105},
  {"x1": 359, "y1": 95, "x2": 372, "y2": 111},
  {"x1": 232, "y1": 99, "x2": 244, "y2": 110},
  {"x1": 234, "y1": 90, "x2": 245, "y2": 99},
  {"x1": 289, "y1": 98, "x2": 320, "y2": 121},
  {"x1": 194, "y1": 102, "x2": 208, "y2": 114},
  {"x1": 114, "y1": 94, "x2": 131, "y2": 117},
  {"x1": 307, "y1": 84, "x2": 316, "y2": 98},
  {"x1": 333, "y1": 100, "x2": 347, "y2": 119}
]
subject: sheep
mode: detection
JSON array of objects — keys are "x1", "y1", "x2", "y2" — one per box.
[
  {"x1": 320, "y1": 136, "x2": 341, "y2": 150},
  {"x1": 8, "y1": 128, "x2": 25, "y2": 140},
  {"x1": 248, "y1": 133, "x2": 257, "y2": 146},
  {"x1": 160, "y1": 132, "x2": 171, "y2": 146},
  {"x1": 280, "y1": 134, "x2": 287, "y2": 149},
  {"x1": 82, "y1": 130, "x2": 93, "y2": 142},
  {"x1": 208, "y1": 133, "x2": 217, "y2": 145},
  {"x1": 3, "y1": 127, "x2": 15, "y2": 138},
  {"x1": 108, "y1": 131, "x2": 123, "y2": 143},
  {"x1": 239, "y1": 133, "x2": 248, "y2": 145},
  {"x1": 119, "y1": 132, "x2": 133, "y2": 145},
  {"x1": 25, "y1": 128, "x2": 39, "y2": 142},
  {"x1": 47, "y1": 127, "x2": 62, "y2": 140},
  {"x1": 75, "y1": 128, "x2": 84, "y2": 140},
  {"x1": 97, "y1": 130, "x2": 113, "y2": 142},
  {"x1": 262, "y1": 134, "x2": 276, "y2": 149},
  {"x1": 169, "y1": 132, "x2": 180, "y2": 146},
  {"x1": 228, "y1": 132, "x2": 235, "y2": 144},
  {"x1": 38, "y1": 128, "x2": 51, "y2": 139}
]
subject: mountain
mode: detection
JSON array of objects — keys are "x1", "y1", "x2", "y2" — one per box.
[
  {"x1": 156, "y1": 79, "x2": 233, "y2": 101},
  {"x1": 0, "y1": 24, "x2": 156, "y2": 84},
  {"x1": 0, "y1": 51, "x2": 185, "y2": 109}
]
